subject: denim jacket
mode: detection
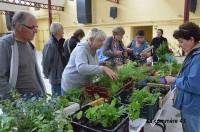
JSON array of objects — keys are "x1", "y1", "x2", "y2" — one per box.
[{"x1": 174, "y1": 44, "x2": 200, "y2": 116}]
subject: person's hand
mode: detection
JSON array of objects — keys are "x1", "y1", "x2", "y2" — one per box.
[
  {"x1": 113, "y1": 50, "x2": 123, "y2": 57},
  {"x1": 123, "y1": 51, "x2": 128, "y2": 57},
  {"x1": 102, "y1": 66, "x2": 118, "y2": 80},
  {"x1": 165, "y1": 76, "x2": 176, "y2": 84},
  {"x1": 140, "y1": 52, "x2": 147, "y2": 59},
  {"x1": 126, "y1": 48, "x2": 133, "y2": 53}
]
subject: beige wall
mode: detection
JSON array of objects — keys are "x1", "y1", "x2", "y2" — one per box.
[
  {"x1": 31, "y1": 0, "x2": 200, "y2": 52},
  {"x1": 1, "y1": 0, "x2": 200, "y2": 53},
  {"x1": 0, "y1": 15, "x2": 8, "y2": 34}
]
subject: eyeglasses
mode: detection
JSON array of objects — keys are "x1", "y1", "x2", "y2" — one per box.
[{"x1": 21, "y1": 24, "x2": 38, "y2": 30}]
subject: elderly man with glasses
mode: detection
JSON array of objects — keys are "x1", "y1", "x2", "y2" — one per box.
[{"x1": 0, "y1": 11, "x2": 46, "y2": 99}]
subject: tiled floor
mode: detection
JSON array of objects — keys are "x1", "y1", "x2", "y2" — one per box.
[
  {"x1": 36, "y1": 51, "x2": 184, "y2": 132},
  {"x1": 144, "y1": 96, "x2": 183, "y2": 132}
]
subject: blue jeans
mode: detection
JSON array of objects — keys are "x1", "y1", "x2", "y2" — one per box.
[
  {"x1": 51, "y1": 84, "x2": 61, "y2": 96},
  {"x1": 181, "y1": 112, "x2": 200, "y2": 132}
]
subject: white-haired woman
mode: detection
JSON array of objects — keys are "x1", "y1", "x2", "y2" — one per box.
[
  {"x1": 42, "y1": 22, "x2": 67, "y2": 96},
  {"x1": 61, "y1": 28, "x2": 118, "y2": 92}
]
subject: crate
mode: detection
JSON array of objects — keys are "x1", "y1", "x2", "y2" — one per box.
[
  {"x1": 114, "y1": 89, "x2": 133, "y2": 104},
  {"x1": 140, "y1": 98, "x2": 159, "y2": 121},
  {"x1": 71, "y1": 105, "x2": 129, "y2": 132}
]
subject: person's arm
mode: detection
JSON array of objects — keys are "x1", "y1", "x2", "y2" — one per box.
[
  {"x1": 150, "y1": 38, "x2": 155, "y2": 46},
  {"x1": 0, "y1": 40, "x2": 12, "y2": 98},
  {"x1": 42, "y1": 44, "x2": 54, "y2": 78},
  {"x1": 175, "y1": 55, "x2": 200, "y2": 95},
  {"x1": 75, "y1": 48, "x2": 118, "y2": 80}
]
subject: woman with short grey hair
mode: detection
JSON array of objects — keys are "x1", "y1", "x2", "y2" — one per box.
[
  {"x1": 42, "y1": 22, "x2": 66, "y2": 96},
  {"x1": 61, "y1": 28, "x2": 118, "y2": 92}
]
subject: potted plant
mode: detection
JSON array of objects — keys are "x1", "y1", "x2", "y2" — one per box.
[
  {"x1": 0, "y1": 91, "x2": 73, "y2": 132},
  {"x1": 71, "y1": 99, "x2": 129, "y2": 132}
]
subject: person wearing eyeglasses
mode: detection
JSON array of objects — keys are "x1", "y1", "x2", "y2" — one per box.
[
  {"x1": 102, "y1": 26, "x2": 131, "y2": 67},
  {"x1": 42, "y1": 22, "x2": 67, "y2": 96},
  {"x1": 165, "y1": 22, "x2": 200, "y2": 132},
  {"x1": 0, "y1": 11, "x2": 46, "y2": 99}
]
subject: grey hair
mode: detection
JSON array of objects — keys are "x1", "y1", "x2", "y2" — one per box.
[
  {"x1": 49, "y1": 22, "x2": 63, "y2": 35},
  {"x1": 86, "y1": 28, "x2": 106, "y2": 41},
  {"x1": 12, "y1": 11, "x2": 35, "y2": 30}
]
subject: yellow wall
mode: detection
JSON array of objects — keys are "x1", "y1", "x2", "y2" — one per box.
[
  {"x1": 1, "y1": 0, "x2": 200, "y2": 54},
  {"x1": 0, "y1": 15, "x2": 8, "y2": 34},
  {"x1": 31, "y1": 0, "x2": 200, "y2": 53}
]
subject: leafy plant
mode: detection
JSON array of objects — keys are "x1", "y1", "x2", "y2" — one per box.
[
  {"x1": 156, "y1": 42, "x2": 174, "y2": 63},
  {"x1": 63, "y1": 88, "x2": 82, "y2": 103},
  {"x1": 95, "y1": 74, "x2": 122, "y2": 96},
  {"x1": 84, "y1": 99, "x2": 127, "y2": 128},
  {"x1": 143, "y1": 93, "x2": 160, "y2": 105},
  {"x1": 0, "y1": 91, "x2": 73, "y2": 132},
  {"x1": 128, "y1": 101, "x2": 141, "y2": 120},
  {"x1": 129, "y1": 89, "x2": 149, "y2": 104},
  {"x1": 171, "y1": 60, "x2": 182, "y2": 75},
  {"x1": 127, "y1": 89, "x2": 160, "y2": 120}
]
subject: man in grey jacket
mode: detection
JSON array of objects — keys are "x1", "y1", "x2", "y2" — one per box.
[
  {"x1": 42, "y1": 22, "x2": 66, "y2": 96},
  {"x1": 0, "y1": 11, "x2": 46, "y2": 99}
]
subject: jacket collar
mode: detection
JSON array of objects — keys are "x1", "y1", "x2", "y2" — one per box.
[
  {"x1": 180, "y1": 43, "x2": 200, "y2": 74},
  {"x1": 51, "y1": 35, "x2": 59, "y2": 43},
  {"x1": 12, "y1": 32, "x2": 35, "y2": 50},
  {"x1": 190, "y1": 43, "x2": 200, "y2": 55}
]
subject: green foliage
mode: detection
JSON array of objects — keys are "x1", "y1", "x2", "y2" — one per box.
[
  {"x1": 128, "y1": 101, "x2": 141, "y2": 120},
  {"x1": 84, "y1": 99, "x2": 127, "y2": 128},
  {"x1": 63, "y1": 88, "x2": 82, "y2": 103},
  {"x1": 76, "y1": 111, "x2": 83, "y2": 120},
  {"x1": 128, "y1": 89, "x2": 160, "y2": 120},
  {"x1": 117, "y1": 61, "x2": 135, "y2": 81},
  {"x1": 95, "y1": 75, "x2": 122, "y2": 96},
  {"x1": 130, "y1": 89, "x2": 149, "y2": 104},
  {"x1": 118, "y1": 61, "x2": 147, "y2": 82},
  {"x1": 143, "y1": 93, "x2": 160, "y2": 105},
  {"x1": 153, "y1": 63, "x2": 171, "y2": 76},
  {"x1": 155, "y1": 42, "x2": 174, "y2": 63},
  {"x1": 156, "y1": 43, "x2": 169, "y2": 56},
  {"x1": 171, "y1": 60, "x2": 182, "y2": 75},
  {"x1": 146, "y1": 76, "x2": 160, "y2": 83},
  {"x1": 0, "y1": 92, "x2": 73, "y2": 132}
]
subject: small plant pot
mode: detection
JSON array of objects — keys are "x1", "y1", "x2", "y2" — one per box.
[
  {"x1": 140, "y1": 98, "x2": 159, "y2": 121},
  {"x1": 114, "y1": 89, "x2": 133, "y2": 104},
  {"x1": 71, "y1": 105, "x2": 129, "y2": 132},
  {"x1": 135, "y1": 80, "x2": 147, "y2": 90}
]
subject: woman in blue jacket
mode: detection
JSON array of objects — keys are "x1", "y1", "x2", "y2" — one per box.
[{"x1": 166, "y1": 22, "x2": 200, "y2": 132}]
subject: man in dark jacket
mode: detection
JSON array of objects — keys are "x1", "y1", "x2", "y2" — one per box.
[
  {"x1": 64, "y1": 29, "x2": 85, "y2": 64},
  {"x1": 151, "y1": 29, "x2": 168, "y2": 61},
  {"x1": 42, "y1": 22, "x2": 66, "y2": 96}
]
